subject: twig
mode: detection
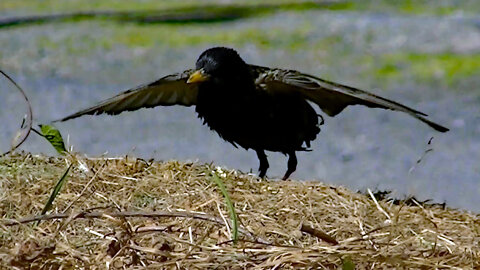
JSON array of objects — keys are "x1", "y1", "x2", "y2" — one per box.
[
  {"x1": 0, "y1": 69, "x2": 33, "y2": 156},
  {"x1": 300, "y1": 223, "x2": 338, "y2": 245},
  {"x1": 2, "y1": 210, "x2": 270, "y2": 244},
  {"x1": 340, "y1": 223, "x2": 393, "y2": 244},
  {"x1": 367, "y1": 188, "x2": 391, "y2": 222},
  {"x1": 357, "y1": 219, "x2": 378, "y2": 250},
  {"x1": 216, "y1": 202, "x2": 231, "y2": 239},
  {"x1": 62, "y1": 162, "x2": 106, "y2": 212},
  {"x1": 409, "y1": 137, "x2": 434, "y2": 174}
]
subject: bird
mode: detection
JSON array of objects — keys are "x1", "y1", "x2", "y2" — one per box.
[{"x1": 56, "y1": 47, "x2": 449, "y2": 180}]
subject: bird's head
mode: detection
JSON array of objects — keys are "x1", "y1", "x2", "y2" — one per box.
[{"x1": 187, "y1": 47, "x2": 252, "y2": 85}]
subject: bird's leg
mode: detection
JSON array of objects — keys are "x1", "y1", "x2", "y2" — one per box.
[
  {"x1": 282, "y1": 152, "x2": 297, "y2": 180},
  {"x1": 256, "y1": 149, "x2": 269, "y2": 178}
]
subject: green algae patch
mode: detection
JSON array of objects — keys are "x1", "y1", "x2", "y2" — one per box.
[
  {"x1": 0, "y1": 0, "x2": 201, "y2": 14},
  {"x1": 2, "y1": 0, "x2": 478, "y2": 16},
  {"x1": 103, "y1": 22, "x2": 317, "y2": 50},
  {"x1": 0, "y1": 1, "x2": 343, "y2": 32},
  {"x1": 374, "y1": 53, "x2": 480, "y2": 85},
  {"x1": 1, "y1": 153, "x2": 479, "y2": 268},
  {"x1": 347, "y1": 0, "x2": 479, "y2": 15}
]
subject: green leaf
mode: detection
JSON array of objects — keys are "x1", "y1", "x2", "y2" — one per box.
[
  {"x1": 39, "y1": 124, "x2": 67, "y2": 155},
  {"x1": 37, "y1": 164, "x2": 72, "y2": 225},
  {"x1": 211, "y1": 172, "x2": 238, "y2": 243}
]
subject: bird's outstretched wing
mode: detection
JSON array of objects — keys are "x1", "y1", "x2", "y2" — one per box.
[
  {"x1": 56, "y1": 69, "x2": 198, "y2": 122},
  {"x1": 251, "y1": 65, "x2": 449, "y2": 132}
]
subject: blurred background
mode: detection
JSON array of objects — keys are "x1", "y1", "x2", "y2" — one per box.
[{"x1": 1, "y1": 0, "x2": 479, "y2": 211}]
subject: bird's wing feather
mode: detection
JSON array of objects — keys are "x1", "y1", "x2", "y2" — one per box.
[
  {"x1": 251, "y1": 65, "x2": 449, "y2": 132},
  {"x1": 56, "y1": 70, "x2": 198, "y2": 122}
]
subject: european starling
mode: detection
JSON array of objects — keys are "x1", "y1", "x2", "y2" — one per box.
[{"x1": 57, "y1": 47, "x2": 449, "y2": 179}]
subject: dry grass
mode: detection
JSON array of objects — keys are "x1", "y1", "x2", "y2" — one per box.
[{"x1": 0, "y1": 152, "x2": 478, "y2": 269}]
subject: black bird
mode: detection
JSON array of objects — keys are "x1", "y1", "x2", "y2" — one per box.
[{"x1": 57, "y1": 47, "x2": 449, "y2": 179}]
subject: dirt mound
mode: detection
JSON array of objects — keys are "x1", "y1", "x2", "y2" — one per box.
[{"x1": 1, "y1": 153, "x2": 478, "y2": 269}]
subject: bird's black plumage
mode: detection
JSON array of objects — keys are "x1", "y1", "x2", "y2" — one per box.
[{"x1": 56, "y1": 47, "x2": 449, "y2": 179}]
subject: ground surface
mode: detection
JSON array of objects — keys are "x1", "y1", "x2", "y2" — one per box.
[
  {"x1": 0, "y1": 1, "x2": 479, "y2": 211},
  {"x1": 0, "y1": 153, "x2": 479, "y2": 268}
]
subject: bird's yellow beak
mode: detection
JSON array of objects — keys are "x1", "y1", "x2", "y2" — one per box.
[{"x1": 187, "y1": 69, "x2": 210, "y2": 84}]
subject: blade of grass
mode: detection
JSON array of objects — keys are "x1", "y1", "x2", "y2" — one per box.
[
  {"x1": 37, "y1": 164, "x2": 72, "y2": 225},
  {"x1": 210, "y1": 172, "x2": 238, "y2": 243}
]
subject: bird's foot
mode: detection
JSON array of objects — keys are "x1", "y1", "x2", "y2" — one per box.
[{"x1": 282, "y1": 173, "x2": 292, "y2": 181}]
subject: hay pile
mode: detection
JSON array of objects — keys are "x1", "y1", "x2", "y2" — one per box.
[{"x1": 0, "y1": 153, "x2": 478, "y2": 269}]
